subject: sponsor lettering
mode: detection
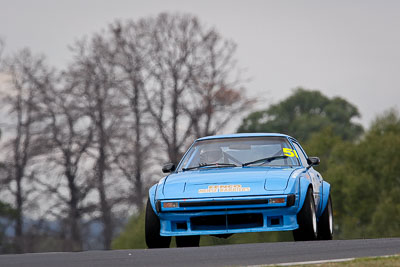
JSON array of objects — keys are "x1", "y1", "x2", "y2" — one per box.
[{"x1": 198, "y1": 184, "x2": 251, "y2": 193}]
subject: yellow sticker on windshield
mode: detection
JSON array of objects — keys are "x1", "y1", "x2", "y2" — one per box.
[
  {"x1": 198, "y1": 184, "x2": 251, "y2": 193},
  {"x1": 283, "y1": 148, "x2": 299, "y2": 158}
]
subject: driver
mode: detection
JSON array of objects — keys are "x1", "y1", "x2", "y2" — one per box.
[{"x1": 199, "y1": 146, "x2": 224, "y2": 164}]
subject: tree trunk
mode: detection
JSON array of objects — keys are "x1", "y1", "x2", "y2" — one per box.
[
  {"x1": 15, "y1": 171, "x2": 24, "y2": 253},
  {"x1": 67, "y1": 173, "x2": 82, "y2": 251},
  {"x1": 97, "y1": 107, "x2": 113, "y2": 250},
  {"x1": 133, "y1": 88, "x2": 144, "y2": 210},
  {"x1": 97, "y1": 147, "x2": 112, "y2": 249}
]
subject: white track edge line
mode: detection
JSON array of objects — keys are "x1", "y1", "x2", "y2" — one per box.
[
  {"x1": 274, "y1": 257, "x2": 355, "y2": 266},
  {"x1": 247, "y1": 257, "x2": 355, "y2": 267},
  {"x1": 248, "y1": 253, "x2": 400, "y2": 267}
]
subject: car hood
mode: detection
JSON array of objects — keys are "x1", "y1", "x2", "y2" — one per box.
[{"x1": 161, "y1": 167, "x2": 296, "y2": 199}]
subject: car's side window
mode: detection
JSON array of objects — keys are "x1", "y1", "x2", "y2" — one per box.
[{"x1": 292, "y1": 142, "x2": 308, "y2": 167}]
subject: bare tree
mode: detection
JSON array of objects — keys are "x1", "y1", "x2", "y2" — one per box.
[
  {"x1": 34, "y1": 73, "x2": 95, "y2": 251},
  {"x1": 68, "y1": 35, "x2": 126, "y2": 249},
  {"x1": 107, "y1": 21, "x2": 156, "y2": 210},
  {"x1": 0, "y1": 49, "x2": 48, "y2": 252},
  {"x1": 141, "y1": 13, "x2": 252, "y2": 163},
  {"x1": 186, "y1": 29, "x2": 253, "y2": 137},
  {"x1": 73, "y1": 13, "x2": 252, "y2": 212},
  {"x1": 141, "y1": 14, "x2": 199, "y2": 164}
]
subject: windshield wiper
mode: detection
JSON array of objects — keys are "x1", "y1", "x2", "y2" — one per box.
[
  {"x1": 182, "y1": 163, "x2": 238, "y2": 171},
  {"x1": 242, "y1": 155, "x2": 288, "y2": 167}
]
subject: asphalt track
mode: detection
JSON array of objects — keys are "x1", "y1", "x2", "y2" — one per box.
[{"x1": 0, "y1": 238, "x2": 399, "y2": 267}]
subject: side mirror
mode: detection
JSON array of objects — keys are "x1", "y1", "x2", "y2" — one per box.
[
  {"x1": 307, "y1": 157, "x2": 320, "y2": 167},
  {"x1": 162, "y1": 163, "x2": 176, "y2": 173}
]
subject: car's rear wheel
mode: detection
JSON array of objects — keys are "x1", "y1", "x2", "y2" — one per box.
[
  {"x1": 317, "y1": 195, "x2": 333, "y2": 240},
  {"x1": 176, "y1": 235, "x2": 200, "y2": 247},
  {"x1": 293, "y1": 187, "x2": 318, "y2": 241},
  {"x1": 145, "y1": 198, "x2": 171, "y2": 248}
]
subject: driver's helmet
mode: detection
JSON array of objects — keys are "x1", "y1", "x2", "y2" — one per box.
[{"x1": 199, "y1": 146, "x2": 223, "y2": 163}]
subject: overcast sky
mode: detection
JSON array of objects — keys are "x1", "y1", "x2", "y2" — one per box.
[{"x1": 1, "y1": 0, "x2": 399, "y2": 130}]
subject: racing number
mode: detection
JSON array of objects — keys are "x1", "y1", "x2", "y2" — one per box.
[{"x1": 283, "y1": 148, "x2": 299, "y2": 158}]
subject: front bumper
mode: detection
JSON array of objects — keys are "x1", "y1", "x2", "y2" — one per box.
[{"x1": 157, "y1": 194, "x2": 299, "y2": 236}]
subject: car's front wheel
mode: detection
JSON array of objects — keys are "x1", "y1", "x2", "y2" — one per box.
[
  {"x1": 145, "y1": 198, "x2": 171, "y2": 248},
  {"x1": 317, "y1": 195, "x2": 333, "y2": 240},
  {"x1": 176, "y1": 235, "x2": 200, "y2": 247},
  {"x1": 293, "y1": 187, "x2": 318, "y2": 241}
]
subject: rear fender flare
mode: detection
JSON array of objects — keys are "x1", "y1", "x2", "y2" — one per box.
[{"x1": 317, "y1": 181, "x2": 331, "y2": 217}]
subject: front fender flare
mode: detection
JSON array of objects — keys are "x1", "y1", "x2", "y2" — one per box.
[
  {"x1": 297, "y1": 177, "x2": 312, "y2": 213},
  {"x1": 148, "y1": 184, "x2": 158, "y2": 213}
]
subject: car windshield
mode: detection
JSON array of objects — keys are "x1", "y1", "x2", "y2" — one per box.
[{"x1": 177, "y1": 137, "x2": 300, "y2": 171}]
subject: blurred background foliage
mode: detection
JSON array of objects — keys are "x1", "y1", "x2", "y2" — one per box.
[
  {"x1": 112, "y1": 89, "x2": 400, "y2": 249},
  {"x1": 237, "y1": 88, "x2": 364, "y2": 142}
]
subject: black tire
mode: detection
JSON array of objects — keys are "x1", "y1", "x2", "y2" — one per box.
[
  {"x1": 176, "y1": 235, "x2": 200, "y2": 247},
  {"x1": 145, "y1": 198, "x2": 171, "y2": 248},
  {"x1": 293, "y1": 187, "x2": 318, "y2": 241},
  {"x1": 317, "y1": 195, "x2": 333, "y2": 240}
]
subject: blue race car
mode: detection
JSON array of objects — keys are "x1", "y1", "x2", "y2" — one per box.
[{"x1": 145, "y1": 133, "x2": 333, "y2": 248}]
